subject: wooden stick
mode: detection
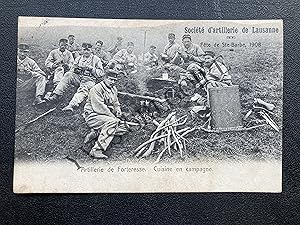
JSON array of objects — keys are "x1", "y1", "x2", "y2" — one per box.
[
  {"x1": 118, "y1": 91, "x2": 166, "y2": 103},
  {"x1": 134, "y1": 133, "x2": 168, "y2": 154},
  {"x1": 15, "y1": 107, "x2": 57, "y2": 133}
]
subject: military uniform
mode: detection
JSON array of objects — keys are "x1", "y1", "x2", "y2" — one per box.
[
  {"x1": 162, "y1": 42, "x2": 182, "y2": 65},
  {"x1": 17, "y1": 56, "x2": 47, "y2": 98},
  {"x1": 45, "y1": 48, "x2": 74, "y2": 84},
  {"x1": 94, "y1": 49, "x2": 110, "y2": 67},
  {"x1": 52, "y1": 52, "x2": 104, "y2": 109},
  {"x1": 143, "y1": 51, "x2": 158, "y2": 69},
  {"x1": 67, "y1": 41, "x2": 81, "y2": 59},
  {"x1": 84, "y1": 77, "x2": 127, "y2": 157},
  {"x1": 112, "y1": 48, "x2": 138, "y2": 70},
  {"x1": 204, "y1": 61, "x2": 232, "y2": 88}
]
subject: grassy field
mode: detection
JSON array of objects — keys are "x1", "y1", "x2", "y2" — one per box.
[{"x1": 15, "y1": 43, "x2": 282, "y2": 164}]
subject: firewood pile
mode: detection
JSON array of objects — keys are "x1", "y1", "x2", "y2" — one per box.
[{"x1": 133, "y1": 112, "x2": 196, "y2": 163}]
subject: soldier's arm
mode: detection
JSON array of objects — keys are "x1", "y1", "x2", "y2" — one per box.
[
  {"x1": 113, "y1": 50, "x2": 125, "y2": 64},
  {"x1": 192, "y1": 45, "x2": 205, "y2": 63},
  {"x1": 93, "y1": 57, "x2": 104, "y2": 78},
  {"x1": 30, "y1": 60, "x2": 46, "y2": 77},
  {"x1": 90, "y1": 86, "x2": 116, "y2": 117},
  {"x1": 68, "y1": 52, "x2": 74, "y2": 68},
  {"x1": 45, "y1": 50, "x2": 55, "y2": 68}
]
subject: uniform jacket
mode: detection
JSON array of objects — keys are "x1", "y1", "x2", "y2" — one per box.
[
  {"x1": 17, "y1": 56, "x2": 46, "y2": 78},
  {"x1": 205, "y1": 61, "x2": 231, "y2": 82},
  {"x1": 67, "y1": 42, "x2": 81, "y2": 53},
  {"x1": 143, "y1": 52, "x2": 158, "y2": 66},
  {"x1": 84, "y1": 81, "x2": 121, "y2": 118},
  {"x1": 73, "y1": 54, "x2": 104, "y2": 79},
  {"x1": 182, "y1": 43, "x2": 204, "y2": 63},
  {"x1": 94, "y1": 49, "x2": 110, "y2": 65},
  {"x1": 45, "y1": 48, "x2": 74, "y2": 69},
  {"x1": 163, "y1": 42, "x2": 182, "y2": 62},
  {"x1": 113, "y1": 49, "x2": 137, "y2": 65}
]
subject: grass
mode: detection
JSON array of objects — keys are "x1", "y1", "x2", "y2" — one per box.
[{"x1": 15, "y1": 44, "x2": 282, "y2": 164}]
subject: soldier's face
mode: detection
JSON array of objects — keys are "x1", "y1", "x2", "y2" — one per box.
[
  {"x1": 18, "y1": 50, "x2": 28, "y2": 60},
  {"x1": 68, "y1": 36, "x2": 75, "y2": 44},
  {"x1": 168, "y1": 37, "x2": 175, "y2": 44},
  {"x1": 95, "y1": 43, "x2": 102, "y2": 50},
  {"x1": 59, "y1": 42, "x2": 67, "y2": 52},
  {"x1": 204, "y1": 55, "x2": 214, "y2": 67},
  {"x1": 127, "y1": 46, "x2": 134, "y2": 54},
  {"x1": 182, "y1": 38, "x2": 192, "y2": 49},
  {"x1": 104, "y1": 77, "x2": 116, "y2": 88},
  {"x1": 149, "y1": 48, "x2": 156, "y2": 54},
  {"x1": 83, "y1": 48, "x2": 92, "y2": 57}
]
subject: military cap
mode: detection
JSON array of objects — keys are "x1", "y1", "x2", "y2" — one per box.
[
  {"x1": 150, "y1": 45, "x2": 156, "y2": 49},
  {"x1": 127, "y1": 42, "x2": 134, "y2": 47},
  {"x1": 96, "y1": 40, "x2": 103, "y2": 46},
  {"x1": 168, "y1": 33, "x2": 176, "y2": 38},
  {"x1": 82, "y1": 43, "x2": 93, "y2": 49},
  {"x1": 59, "y1": 38, "x2": 68, "y2": 44},
  {"x1": 68, "y1": 34, "x2": 75, "y2": 38},
  {"x1": 182, "y1": 34, "x2": 192, "y2": 40},
  {"x1": 106, "y1": 69, "x2": 119, "y2": 80},
  {"x1": 204, "y1": 51, "x2": 215, "y2": 57},
  {"x1": 18, "y1": 43, "x2": 29, "y2": 52}
]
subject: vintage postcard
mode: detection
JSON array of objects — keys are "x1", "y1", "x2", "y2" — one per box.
[{"x1": 14, "y1": 17, "x2": 282, "y2": 193}]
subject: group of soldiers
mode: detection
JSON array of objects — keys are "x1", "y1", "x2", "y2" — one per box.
[{"x1": 17, "y1": 32, "x2": 232, "y2": 159}]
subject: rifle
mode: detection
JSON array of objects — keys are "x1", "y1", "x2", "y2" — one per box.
[{"x1": 118, "y1": 92, "x2": 166, "y2": 103}]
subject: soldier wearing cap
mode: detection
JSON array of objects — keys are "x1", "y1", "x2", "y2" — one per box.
[
  {"x1": 143, "y1": 45, "x2": 159, "y2": 70},
  {"x1": 108, "y1": 36, "x2": 123, "y2": 57},
  {"x1": 45, "y1": 38, "x2": 74, "y2": 84},
  {"x1": 47, "y1": 43, "x2": 104, "y2": 112},
  {"x1": 67, "y1": 34, "x2": 81, "y2": 59},
  {"x1": 93, "y1": 40, "x2": 110, "y2": 67},
  {"x1": 17, "y1": 43, "x2": 47, "y2": 105},
  {"x1": 111, "y1": 41, "x2": 138, "y2": 73},
  {"x1": 83, "y1": 69, "x2": 127, "y2": 159},
  {"x1": 202, "y1": 50, "x2": 232, "y2": 88},
  {"x1": 161, "y1": 33, "x2": 186, "y2": 75}
]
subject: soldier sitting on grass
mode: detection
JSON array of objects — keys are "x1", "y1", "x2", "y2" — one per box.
[
  {"x1": 17, "y1": 43, "x2": 47, "y2": 106},
  {"x1": 46, "y1": 43, "x2": 104, "y2": 112}
]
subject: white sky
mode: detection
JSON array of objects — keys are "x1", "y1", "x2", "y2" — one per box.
[{"x1": 18, "y1": 16, "x2": 282, "y2": 28}]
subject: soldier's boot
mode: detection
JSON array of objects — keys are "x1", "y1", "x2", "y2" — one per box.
[
  {"x1": 89, "y1": 149, "x2": 108, "y2": 159},
  {"x1": 84, "y1": 129, "x2": 98, "y2": 144},
  {"x1": 45, "y1": 93, "x2": 60, "y2": 102},
  {"x1": 33, "y1": 95, "x2": 46, "y2": 106},
  {"x1": 62, "y1": 104, "x2": 74, "y2": 112}
]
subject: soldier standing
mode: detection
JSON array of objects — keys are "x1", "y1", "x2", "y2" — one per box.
[
  {"x1": 17, "y1": 44, "x2": 47, "y2": 105},
  {"x1": 83, "y1": 70, "x2": 127, "y2": 159},
  {"x1": 47, "y1": 43, "x2": 104, "y2": 112},
  {"x1": 45, "y1": 38, "x2": 74, "y2": 84}
]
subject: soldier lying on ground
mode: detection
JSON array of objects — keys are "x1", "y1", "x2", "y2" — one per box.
[
  {"x1": 45, "y1": 38, "x2": 74, "y2": 85},
  {"x1": 83, "y1": 70, "x2": 128, "y2": 159},
  {"x1": 46, "y1": 43, "x2": 104, "y2": 112},
  {"x1": 109, "y1": 41, "x2": 138, "y2": 74},
  {"x1": 17, "y1": 43, "x2": 47, "y2": 105}
]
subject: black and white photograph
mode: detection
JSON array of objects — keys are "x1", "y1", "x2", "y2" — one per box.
[{"x1": 14, "y1": 17, "x2": 282, "y2": 193}]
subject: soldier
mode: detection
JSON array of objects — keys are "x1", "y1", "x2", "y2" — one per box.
[
  {"x1": 67, "y1": 34, "x2": 81, "y2": 59},
  {"x1": 161, "y1": 33, "x2": 186, "y2": 74},
  {"x1": 47, "y1": 43, "x2": 104, "y2": 112},
  {"x1": 93, "y1": 40, "x2": 109, "y2": 67},
  {"x1": 111, "y1": 41, "x2": 138, "y2": 73},
  {"x1": 108, "y1": 36, "x2": 123, "y2": 57},
  {"x1": 45, "y1": 38, "x2": 74, "y2": 84},
  {"x1": 201, "y1": 50, "x2": 232, "y2": 88},
  {"x1": 143, "y1": 45, "x2": 159, "y2": 70},
  {"x1": 83, "y1": 70, "x2": 127, "y2": 159},
  {"x1": 17, "y1": 44, "x2": 47, "y2": 105},
  {"x1": 179, "y1": 34, "x2": 205, "y2": 85}
]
